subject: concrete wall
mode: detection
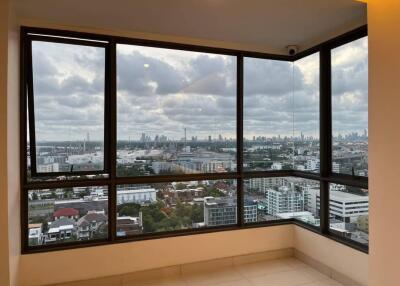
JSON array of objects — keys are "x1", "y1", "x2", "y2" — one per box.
[{"x1": 368, "y1": 1, "x2": 400, "y2": 285}]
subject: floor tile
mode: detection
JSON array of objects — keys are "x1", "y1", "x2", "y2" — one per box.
[
  {"x1": 248, "y1": 269, "x2": 316, "y2": 286},
  {"x1": 280, "y1": 257, "x2": 309, "y2": 270},
  {"x1": 235, "y1": 259, "x2": 293, "y2": 279},
  {"x1": 300, "y1": 278, "x2": 344, "y2": 286},
  {"x1": 125, "y1": 276, "x2": 187, "y2": 286},
  {"x1": 182, "y1": 266, "x2": 243, "y2": 286}
]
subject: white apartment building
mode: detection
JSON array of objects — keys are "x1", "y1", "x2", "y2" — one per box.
[
  {"x1": 117, "y1": 186, "x2": 157, "y2": 205},
  {"x1": 271, "y1": 162, "x2": 283, "y2": 170},
  {"x1": 246, "y1": 177, "x2": 286, "y2": 192},
  {"x1": 37, "y1": 163, "x2": 59, "y2": 173},
  {"x1": 264, "y1": 185, "x2": 305, "y2": 216},
  {"x1": 306, "y1": 159, "x2": 320, "y2": 171},
  {"x1": 317, "y1": 190, "x2": 369, "y2": 223}
]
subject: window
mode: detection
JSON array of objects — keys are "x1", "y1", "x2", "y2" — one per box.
[
  {"x1": 244, "y1": 58, "x2": 295, "y2": 171},
  {"x1": 329, "y1": 184, "x2": 369, "y2": 246},
  {"x1": 244, "y1": 177, "x2": 320, "y2": 226},
  {"x1": 21, "y1": 27, "x2": 368, "y2": 254},
  {"x1": 293, "y1": 53, "x2": 320, "y2": 173},
  {"x1": 332, "y1": 37, "x2": 368, "y2": 177},
  {"x1": 28, "y1": 40, "x2": 107, "y2": 176},
  {"x1": 117, "y1": 45, "x2": 236, "y2": 176},
  {"x1": 243, "y1": 53, "x2": 319, "y2": 173}
]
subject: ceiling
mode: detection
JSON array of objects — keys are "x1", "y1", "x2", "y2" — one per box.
[{"x1": 13, "y1": 0, "x2": 367, "y2": 55}]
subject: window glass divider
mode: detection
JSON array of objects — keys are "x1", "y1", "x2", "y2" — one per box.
[
  {"x1": 319, "y1": 46, "x2": 332, "y2": 235},
  {"x1": 237, "y1": 54, "x2": 244, "y2": 227}
]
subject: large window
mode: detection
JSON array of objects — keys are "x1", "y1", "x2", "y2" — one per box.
[{"x1": 21, "y1": 27, "x2": 368, "y2": 254}]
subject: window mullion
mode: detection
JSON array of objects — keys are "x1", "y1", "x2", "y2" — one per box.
[
  {"x1": 319, "y1": 47, "x2": 332, "y2": 234},
  {"x1": 237, "y1": 54, "x2": 244, "y2": 227}
]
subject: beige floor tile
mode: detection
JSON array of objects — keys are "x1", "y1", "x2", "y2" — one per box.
[
  {"x1": 280, "y1": 257, "x2": 309, "y2": 270},
  {"x1": 248, "y1": 269, "x2": 316, "y2": 286},
  {"x1": 122, "y1": 266, "x2": 181, "y2": 285},
  {"x1": 182, "y1": 266, "x2": 243, "y2": 286},
  {"x1": 300, "y1": 278, "x2": 344, "y2": 286},
  {"x1": 235, "y1": 259, "x2": 293, "y2": 279},
  {"x1": 124, "y1": 276, "x2": 187, "y2": 286},
  {"x1": 301, "y1": 266, "x2": 331, "y2": 282},
  {"x1": 58, "y1": 276, "x2": 122, "y2": 286},
  {"x1": 211, "y1": 279, "x2": 254, "y2": 286}
]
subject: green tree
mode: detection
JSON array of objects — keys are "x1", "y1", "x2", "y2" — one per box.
[{"x1": 118, "y1": 203, "x2": 141, "y2": 217}]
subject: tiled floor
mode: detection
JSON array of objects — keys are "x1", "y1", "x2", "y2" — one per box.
[{"x1": 128, "y1": 258, "x2": 344, "y2": 286}]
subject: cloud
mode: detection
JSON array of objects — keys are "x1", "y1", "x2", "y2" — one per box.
[{"x1": 30, "y1": 38, "x2": 368, "y2": 142}]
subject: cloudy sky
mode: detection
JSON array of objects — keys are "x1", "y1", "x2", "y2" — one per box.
[{"x1": 31, "y1": 37, "x2": 367, "y2": 142}]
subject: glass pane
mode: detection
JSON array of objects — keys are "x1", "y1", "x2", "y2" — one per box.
[
  {"x1": 243, "y1": 54, "x2": 319, "y2": 173},
  {"x1": 31, "y1": 41, "x2": 106, "y2": 174},
  {"x1": 293, "y1": 53, "x2": 320, "y2": 173},
  {"x1": 244, "y1": 177, "x2": 320, "y2": 226},
  {"x1": 117, "y1": 45, "x2": 236, "y2": 176},
  {"x1": 332, "y1": 37, "x2": 368, "y2": 176},
  {"x1": 28, "y1": 186, "x2": 108, "y2": 246},
  {"x1": 116, "y1": 180, "x2": 237, "y2": 237},
  {"x1": 329, "y1": 184, "x2": 369, "y2": 246},
  {"x1": 244, "y1": 58, "x2": 294, "y2": 171}
]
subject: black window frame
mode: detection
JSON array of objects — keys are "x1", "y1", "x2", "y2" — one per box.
[{"x1": 20, "y1": 25, "x2": 368, "y2": 254}]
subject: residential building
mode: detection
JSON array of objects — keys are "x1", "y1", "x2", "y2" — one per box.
[
  {"x1": 45, "y1": 218, "x2": 76, "y2": 244},
  {"x1": 204, "y1": 197, "x2": 236, "y2": 226},
  {"x1": 117, "y1": 186, "x2": 157, "y2": 205},
  {"x1": 76, "y1": 211, "x2": 108, "y2": 240}
]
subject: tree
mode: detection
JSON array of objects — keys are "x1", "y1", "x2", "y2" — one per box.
[
  {"x1": 204, "y1": 188, "x2": 224, "y2": 197},
  {"x1": 175, "y1": 183, "x2": 186, "y2": 190},
  {"x1": 118, "y1": 203, "x2": 141, "y2": 217}
]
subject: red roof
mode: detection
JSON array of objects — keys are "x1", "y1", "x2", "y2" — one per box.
[{"x1": 53, "y1": 208, "x2": 79, "y2": 218}]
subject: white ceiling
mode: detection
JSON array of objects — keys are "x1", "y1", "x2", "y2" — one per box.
[{"x1": 13, "y1": 0, "x2": 367, "y2": 54}]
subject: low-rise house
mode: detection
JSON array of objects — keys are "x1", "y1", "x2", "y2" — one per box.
[
  {"x1": 77, "y1": 211, "x2": 107, "y2": 240},
  {"x1": 116, "y1": 215, "x2": 143, "y2": 237},
  {"x1": 45, "y1": 218, "x2": 76, "y2": 244},
  {"x1": 28, "y1": 223, "x2": 43, "y2": 246},
  {"x1": 53, "y1": 208, "x2": 79, "y2": 220}
]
